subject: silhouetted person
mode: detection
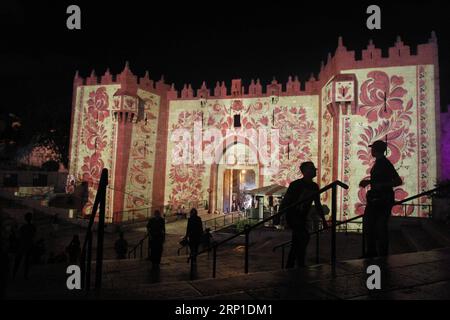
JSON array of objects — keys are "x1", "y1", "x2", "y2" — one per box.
[
  {"x1": 184, "y1": 208, "x2": 203, "y2": 263},
  {"x1": 146, "y1": 210, "x2": 165, "y2": 268},
  {"x1": 66, "y1": 235, "x2": 81, "y2": 264},
  {"x1": 359, "y1": 140, "x2": 402, "y2": 257},
  {"x1": 114, "y1": 232, "x2": 128, "y2": 259},
  {"x1": 13, "y1": 212, "x2": 36, "y2": 279},
  {"x1": 280, "y1": 162, "x2": 328, "y2": 268}
]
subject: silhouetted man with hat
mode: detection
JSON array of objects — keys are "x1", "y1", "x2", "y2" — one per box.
[
  {"x1": 280, "y1": 162, "x2": 328, "y2": 268},
  {"x1": 359, "y1": 140, "x2": 402, "y2": 257}
]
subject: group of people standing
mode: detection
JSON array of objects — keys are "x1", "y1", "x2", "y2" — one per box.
[
  {"x1": 4, "y1": 212, "x2": 83, "y2": 280},
  {"x1": 144, "y1": 208, "x2": 209, "y2": 269},
  {"x1": 4, "y1": 139, "x2": 399, "y2": 282},
  {"x1": 281, "y1": 140, "x2": 402, "y2": 268}
]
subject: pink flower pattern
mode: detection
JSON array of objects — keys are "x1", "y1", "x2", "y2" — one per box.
[
  {"x1": 79, "y1": 87, "x2": 110, "y2": 215},
  {"x1": 168, "y1": 101, "x2": 317, "y2": 206},
  {"x1": 358, "y1": 71, "x2": 408, "y2": 123},
  {"x1": 270, "y1": 106, "x2": 316, "y2": 186},
  {"x1": 355, "y1": 71, "x2": 418, "y2": 216}
]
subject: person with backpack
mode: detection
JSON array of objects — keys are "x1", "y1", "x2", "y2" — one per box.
[
  {"x1": 279, "y1": 162, "x2": 328, "y2": 268},
  {"x1": 184, "y1": 208, "x2": 203, "y2": 263}
]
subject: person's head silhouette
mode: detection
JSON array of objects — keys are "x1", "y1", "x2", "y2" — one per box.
[
  {"x1": 154, "y1": 210, "x2": 161, "y2": 218},
  {"x1": 190, "y1": 208, "x2": 198, "y2": 217},
  {"x1": 300, "y1": 161, "x2": 317, "y2": 181},
  {"x1": 369, "y1": 140, "x2": 387, "y2": 158}
]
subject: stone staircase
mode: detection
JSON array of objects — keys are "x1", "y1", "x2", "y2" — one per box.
[
  {"x1": 6, "y1": 247, "x2": 450, "y2": 300},
  {"x1": 4, "y1": 216, "x2": 450, "y2": 300},
  {"x1": 91, "y1": 217, "x2": 450, "y2": 293}
]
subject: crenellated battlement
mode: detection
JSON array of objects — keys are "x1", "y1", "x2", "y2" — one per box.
[
  {"x1": 73, "y1": 61, "x2": 170, "y2": 95},
  {"x1": 73, "y1": 32, "x2": 438, "y2": 100},
  {"x1": 167, "y1": 75, "x2": 319, "y2": 100},
  {"x1": 317, "y1": 32, "x2": 438, "y2": 86}
]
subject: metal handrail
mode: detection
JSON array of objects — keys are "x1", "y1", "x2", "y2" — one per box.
[
  {"x1": 127, "y1": 209, "x2": 229, "y2": 260},
  {"x1": 272, "y1": 215, "x2": 364, "y2": 267},
  {"x1": 394, "y1": 186, "x2": 442, "y2": 206},
  {"x1": 272, "y1": 184, "x2": 450, "y2": 268},
  {"x1": 195, "y1": 181, "x2": 347, "y2": 256},
  {"x1": 127, "y1": 233, "x2": 149, "y2": 259},
  {"x1": 273, "y1": 214, "x2": 364, "y2": 252},
  {"x1": 189, "y1": 180, "x2": 349, "y2": 279},
  {"x1": 203, "y1": 211, "x2": 243, "y2": 231},
  {"x1": 114, "y1": 199, "x2": 208, "y2": 224},
  {"x1": 79, "y1": 168, "x2": 108, "y2": 292}
]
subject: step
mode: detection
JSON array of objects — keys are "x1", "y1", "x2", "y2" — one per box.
[
  {"x1": 388, "y1": 230, "x2": 415, "y2": 254},
  {"x1": 5, "y1": 244, "x2": 450, "y2": 300},
  {"x1": 98, "y1": 247, "x2": 450, "y2": 300},
  {"x1": 420, "y1": 219, "x2": 450, "y2": 247},
  {"x1": 400, "y1": 225, "x2": 443, "y2": 252}
]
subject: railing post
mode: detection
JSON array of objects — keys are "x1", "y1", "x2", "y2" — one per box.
[
  {"x1": 214, "y1": 218, "x2": 217, "y2": 231},
  {"x1": 140, "y1": 242, "x2": 143, "y2": 259},
  {"x1": 224, "y1": 215, "x2": 226, "y2": 227},
  {"x1": 86, "y1": 231, "x2": 93, "y2": 292},
  {"x1": 244, "y1": 225, "x2": 249, "y2": 274},
  {"x1": 212, "y1": 246, "x2": 217, "y2": 278},
  {"x1": 281, "y1": 246, "x2": 285, "y2": 269},
  {"x1": 95, "y1": 169, "x2": 107, "y2": 291},
  {"x1": 331, "y1": 184, "x2": 337, "y2": 268}
]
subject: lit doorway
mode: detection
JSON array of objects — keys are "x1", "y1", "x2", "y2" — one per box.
[{"x1": 222, "y1": 169, "x2": 256, "y2": 213}]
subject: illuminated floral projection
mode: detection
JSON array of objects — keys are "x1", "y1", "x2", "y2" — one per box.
[
  {"x1": 270, "y1": 106, "x2": 316, "y2": 186},
  {"x1": 123, "y1": 94, "x2": 159, "y2": 211},
  {"x1": 354, "y1": 70, "x2": 420, "y2": 217},
  {"x1": 168, "y1": 109, "x2": 205, "y2": 208},
  {"x1": 79, "y1": 87, "x2": 111, "y2": 215},
  {"x1": 320, "y1": 92, "x2": 334, "y2": 205},
  {"x1": 167, "y1": 100, "x2": 317, "y2": 207}
]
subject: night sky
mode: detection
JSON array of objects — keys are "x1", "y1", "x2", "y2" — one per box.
[{"x1": 0, "y1": 0, "x2": 449, "y2": 145}]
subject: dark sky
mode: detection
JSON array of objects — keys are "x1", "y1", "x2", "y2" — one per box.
[{"x1": 0, "y1": 0, "x2": 449, "y2": 140}]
